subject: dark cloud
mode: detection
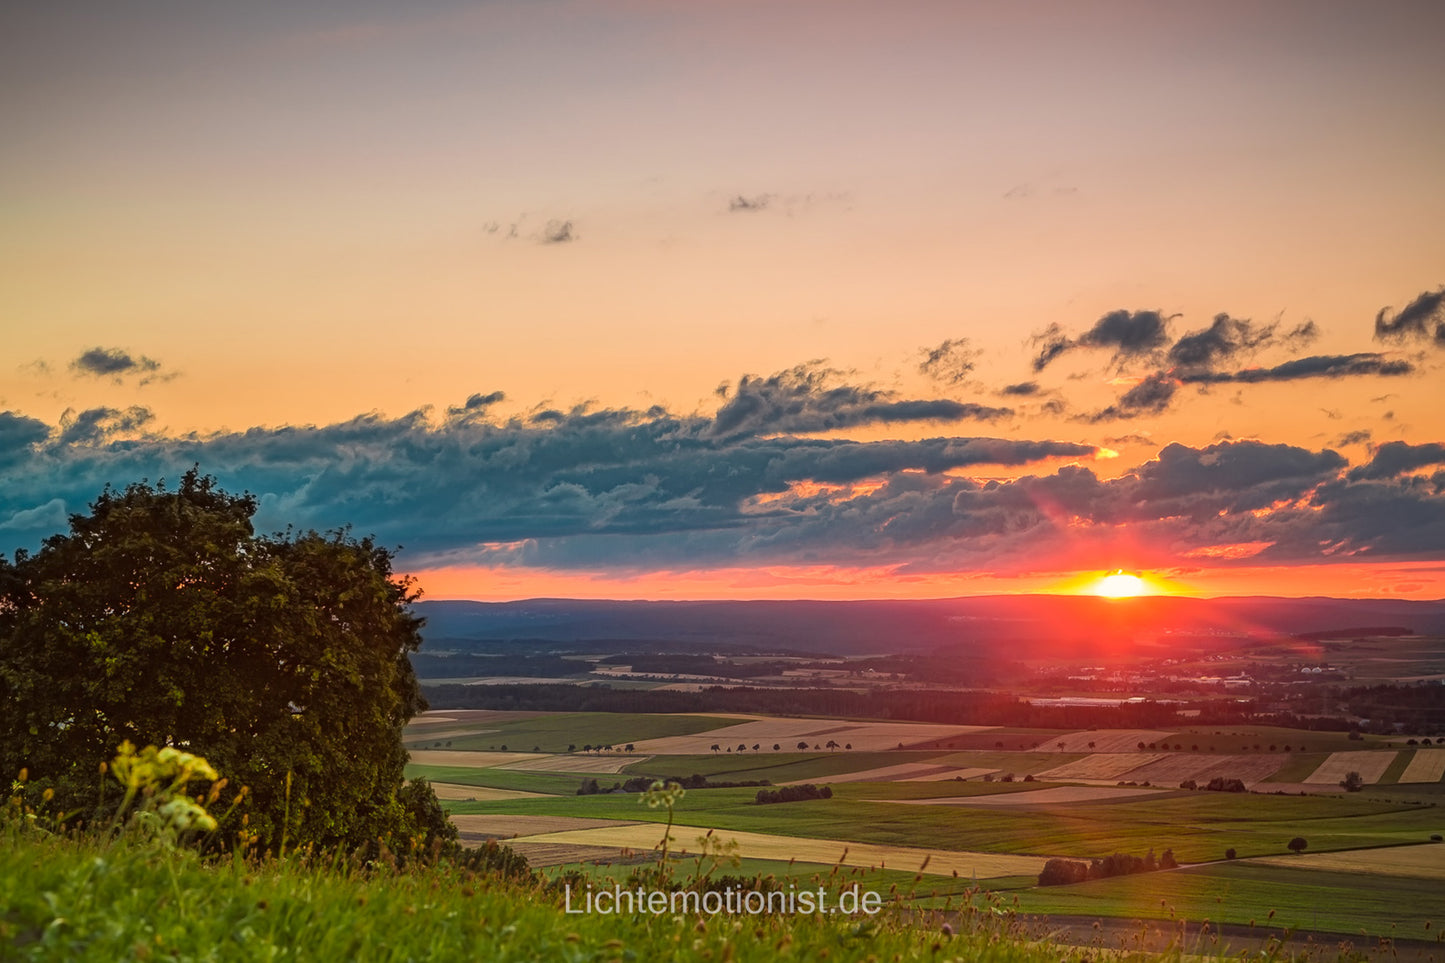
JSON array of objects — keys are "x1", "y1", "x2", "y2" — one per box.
[
  {"x1": 2, "y1": 398, "x2": 1440, "y2": 576},
  {"x1": 1177, "y1": 353, "x2": 1414, "y2": 384},
  {"x1": 55, "y1": 406, "x2": 155, "y2": 446},
  {"x1": 727, "y1": 194, "x2": 771, "y2": 212},
  {"x1": 1077, "y1": 372, "x2": 1178, "y2": 423},
  {"x1": 1168, "y1": 314, "x2": 1281, "y2": 369},
  {"x1": 708, "y1": 364, "x2": 1009, "y2": 441},
  {"x1": 70, "y1": 347, "x2": 171, "y2": 384},
  {"x1": 1031, "y1": 309, "x2": 1176, "y2": 372},
  {"x1": 1374, "y1": 287, "x2": 1445, "y2": 344},
  {"x1": 1348, "y1": 441, "x2": 1445, "y2": 481},
  {"x1": 0, "y1": 412, "x2": 50, "y2": 466},
  {"x1": 1333, "y1": 430, "x2": 1372, "y2": 447},
  {"x1": 1000, "y1": 382, "x2": 1040, "y2": 396},
  {"x1": 918, "y1": 338, "x2": 979, "y2": 385},
  {"x1": 540, "y1": 220, "x2": 575, "y2": 244}
]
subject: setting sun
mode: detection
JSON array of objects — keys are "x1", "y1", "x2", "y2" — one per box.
[{"x1": 1091, "y1": 571, "x2": 1149, "y2": 598}]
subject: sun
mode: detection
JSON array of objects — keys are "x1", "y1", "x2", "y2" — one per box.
[{"x1": 1091, "y1": 570, "x2": 1149, "y2": 598}]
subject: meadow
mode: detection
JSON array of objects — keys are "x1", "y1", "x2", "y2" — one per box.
[{"x1": 404, "y1": 709, "x2": 1445, "y2": 944}]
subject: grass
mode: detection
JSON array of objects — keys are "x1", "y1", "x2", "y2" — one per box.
[
  {"x1": 409, "y1": 712, "x2": 734, "y2": 753},
  {"x1": 0, "y1": 832, "x2": 1073, "y2": 963},
  {"x1": 1010, "y1": 861, "x2": 1445, "y2": 941},
  {"x1": 1377, "y1": 749, "x2": 1415, "y2": 785}
]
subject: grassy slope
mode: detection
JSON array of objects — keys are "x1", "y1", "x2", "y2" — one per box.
[
  {"x1": 1011, "y1": 861, "x2": 1445, "y2": 941},
  {"x1": 0, "y1": 834, "x2": 1062, "y2": 963}
]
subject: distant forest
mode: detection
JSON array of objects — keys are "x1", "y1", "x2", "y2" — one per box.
[{"x1": 422, "y1": 683, "x2": 1445, "y2": 733}]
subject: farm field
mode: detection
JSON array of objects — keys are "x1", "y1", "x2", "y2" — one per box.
[
  {"x1": 628, "y1": 720, "x2": 997, "y2": 754},
  {"x1": 1305, "y1": 750, "x2": 1399, "y2": 785},
  {"x1": 1010, "y1": 860, "x2": 1445, "y2": 941},
  {"x1": 505, "y1": 821, "x2": 1049, "y2": 879},
  {"x1": 1251, "y1": 842, "x2": 1445, "y2": 879},
  {"x1": 407, "y1": 710, "x2": 1445, "y2": 940},
  {"x1": 889, "y1": 786, "x2": 1167, "y2": 807},
  {"x1": 1400, "y1": 748, "x2": 1445, "y2": 783}
]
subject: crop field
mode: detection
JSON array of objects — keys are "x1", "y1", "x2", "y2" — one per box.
[
  {"x1": 890, "y1": 786, "x2": 1167, "y2": 807},
  {"x1": 899, "y1": 766, "x2": 1000, "y2": 782},
  {"x1": 1251, "y1": 842, "x2": 1445, "y2": 879},
  {"x1": 1029, "y1": 730, "x2": 1177, "y2": 753},
  {"x1": 1110, "y1": 752, "x2": 1284, "y2": 788},
  {"x1": 1010, "y1": 860, "x2": 1445, "y2": 941},
  {"x1": 494, "y1": 754, "x2": 648, "y2": 773},
  {"x1": 451, "y1": 814, "x2": 644, "y2": 838},
  {"x1": 429, "y1": 712, "x2": 734, "y2": 753},
  {"x1": 505, "y1": 821, "x2": 1050, "y2": 879},
  {"x1": 629, "y1": 719, "x2": 997, "y2": 754},
  {"x1": 428, "y1": 783, "x2": 550, "y2": 801},
  {"x1": 779, "y1": 762, "x2": 962, "y2": 785},
  {"x1": 1399, "y1": 748, "x2": 1445, "y2": 783},
  {"x1": 1034, "y1": 753, "x2": 1166, "y2": 781},
  {"x1": 1304, "y1": 750, "x2": 1399, "y2": 785},
  {"x1": 406, "y1": 750, "x2": 544, "y2": 768}
]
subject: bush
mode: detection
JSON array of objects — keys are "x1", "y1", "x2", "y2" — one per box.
[
  {"x1": 1205, "y1": 777, "x2": 1246, "y2": 793},
  {"x1": 1288, "y1": 836, "x2": 1308, "y2": 854},
  {"x1": 1038, "y1": 858, "x2": 1090, "y2": 886},
  {"x1": 1225, "y1": 848, "x2": 1237, "y2": 859},
  {"x1": 755, "y1": 784, "x2": 832, "y2": 804}
]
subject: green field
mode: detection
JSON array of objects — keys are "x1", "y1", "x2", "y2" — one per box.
[
  {"x1": 1011, "y1": 861, "x2": 1445, "y2": 941},
  {"x1": 406, "y1": 712, "x2": 735, "y2": 752}
]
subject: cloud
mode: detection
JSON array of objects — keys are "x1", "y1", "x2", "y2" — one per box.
[
  {"x1": 1348, "y1": 441, "x2": 1445, "y2": 481},
  {"x1": 0, "y1": 411, "x2": 50, "y2": 466},
  {"x1": 1031, "y1": 309, "x2": 1175, "y2": 372},
  {"x1": 1077, "y1": 372, "x2": 1178, "y2": 422},
  {"x1": 2, "y1": 397, "x2": 1440, "y2": 577},
  {"x1": 1000, "y1": 382, "x2": 1040, "y2": 396},
  {"x1": 1166, "y1": 314, "x2": 1315, "y2": 369},
  {"x1": 70, "y1": 347, "x2": 174, "y2": 385},
  {"x1": 727, "y1": 194, "x2": 772, "y2": 212},
  {"x1": 55, "y1": 406, "x2": 155, "y2": 446},
  {"x1": 918, "y1": 338, "x2": 980, "y2": 385},
  {"x1": 1374, "y1": 287, "x2": 1445, "y2": 344},
  {"x1": 1177, "y1": 353, "x2": 1414, "y2": 384},
  {"x1": 707, "y1": 364, "x2": 1009, "y2": 441},
  {"x1": 540, "y1": 220, "x2": 576, "y2": 244}
]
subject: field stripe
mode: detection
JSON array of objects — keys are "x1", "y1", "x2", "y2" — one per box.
[
  {"x1": 428, "y1": 783, "x2": 552, "y2": 801},
  {"x1": 1250, "y1": 843, "x2": 1445, "y2": 880},
  {"x1": 1302, "y1": 750, "x2": 1396, "y2": 785},
  {"x1": 1398, "y1": 748, "x2": 1445, "y2": 783},
  {"x1": 506, "y1": 823, "x2": 1047, "y2": 879}
]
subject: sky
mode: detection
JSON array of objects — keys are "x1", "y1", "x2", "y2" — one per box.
[{"x1": 2, "y1": 0, "x2": 1444, "y2": 601}]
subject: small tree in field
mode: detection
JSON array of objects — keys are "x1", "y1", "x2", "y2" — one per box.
[
  {"x1": 1287, "y1": 836, "x2": 1308, "y2": 854},
  {"x1": 1340, "y1": 770, "x2": 1364, "y2": 792}
]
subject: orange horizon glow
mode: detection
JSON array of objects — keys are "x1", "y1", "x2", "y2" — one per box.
[{"x1": 403, "y1": 560, "x2": 1445, "y2": 603}]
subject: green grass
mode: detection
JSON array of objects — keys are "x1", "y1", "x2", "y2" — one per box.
[
  {"x1": 1010, "y1": 861, "x2": 1445, "y2": 941},
  {"x1": 1261, "y1": 752, "x2": 1331, "y2": 782},
  {"x1": 408, "y1": 713, "x2": 736, "y2": 753},
  {"x1": 441, "y1": 779, "x2": 1443, "y2": 866},
  {"x1": 406, "y1": 764, "x2": 623, "y2": 795},
  {"x1": 0, "y1": 832, "x2": 1072, "y2": 963},
  {"x1": 1378, "y1": 749, "x2": 1415, "y2": 785}
]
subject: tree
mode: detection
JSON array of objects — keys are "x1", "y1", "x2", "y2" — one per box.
[
  {"x1": 1287, "y1": 836, "x2": 1308, "y2": 854},
  {"x1": 796, "y1": 741, "x2": 809, "y2": 751},
  {"x1": 1340, "y1": 770, "x2": 1364, "y2": 792},
  {"x1": 0, "y1": 472, "x2": 436, "y2": 853}
]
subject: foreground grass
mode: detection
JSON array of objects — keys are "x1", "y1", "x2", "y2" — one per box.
[{"x1": 0, "y1": 833, "x2": 1075, "y2": 963}]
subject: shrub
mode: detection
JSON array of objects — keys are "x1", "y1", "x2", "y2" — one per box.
[
  {"x1": 1225, "y1": 848, "x2": 1237, "y2": 859},
  {"x1": 755, "y1": 784, "x2": 832, "y2": 804},
  {"x1": 1288, "y1": 836, "x2": 1308, "y2": 854}
]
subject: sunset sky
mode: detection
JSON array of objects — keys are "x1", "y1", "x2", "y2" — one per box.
[{"x1": 3, "y1": 1, "x2": 1443, "y2": 600}]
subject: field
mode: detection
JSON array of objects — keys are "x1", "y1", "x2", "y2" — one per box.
[
  {"x1": 1251, "y1": 842, "x2": 1445, "y2": 879},
  {"x1": 402, "y1": 710, "x2": 1445, "y2": 942},
  {"x1": 629, "y1": 719, "x2": 997, "y2": 753},
  {"x1": 1034, "y1": 753, "x2": 1166, "y2": 781},
  {"x1": 890, "y1": 786, "x2": 1166, "y2": 807},
  {"x1": 1304, "y1": 750, "x2": 1399, "y2": 785},
  {"x1": 505, "y1": 821, "x2": 1050, "y2": 879},
  {"x1": 1399, "y1": 748, "x2": 1445, "y2": 783}
]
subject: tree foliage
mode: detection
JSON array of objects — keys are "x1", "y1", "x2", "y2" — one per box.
[{"x1": 0, "y1": 471, "x2": 443, "y2": 852}]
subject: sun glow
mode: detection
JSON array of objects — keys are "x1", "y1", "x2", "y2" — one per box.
[{"x1": 1090, "y1": 571, "x2": 1150, "y2": 598}]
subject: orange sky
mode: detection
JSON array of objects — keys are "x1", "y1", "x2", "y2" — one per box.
[{"x1": 2, "y1": 2, "x2": 1443, "y2": 600}]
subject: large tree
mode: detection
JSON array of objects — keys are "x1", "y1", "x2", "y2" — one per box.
[{"x1": 0, "y1": 470, "x2": 443, "y2": 851}]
